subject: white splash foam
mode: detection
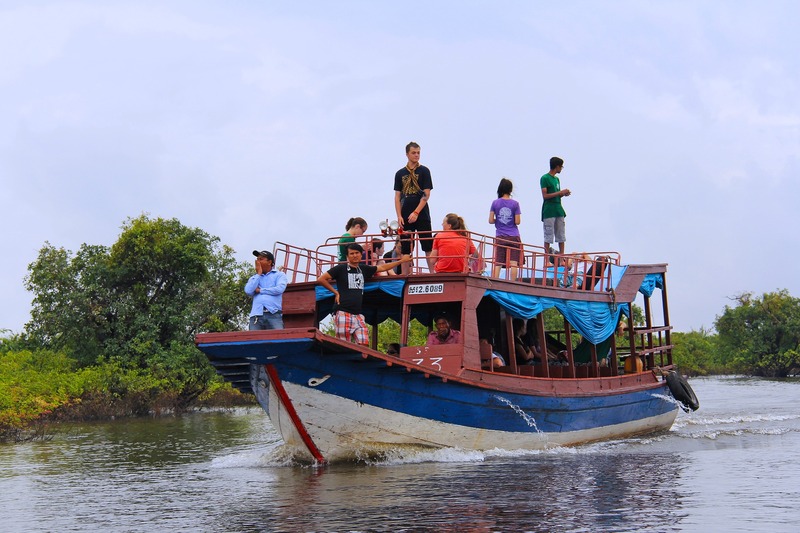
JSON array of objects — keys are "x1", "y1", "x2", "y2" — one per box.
[
  {"x1": 369, "y1": 446, "x2": 488, "y2": 466},
  {"x1": 492, "y1": 394, "x2": 542, "y2": 433}
]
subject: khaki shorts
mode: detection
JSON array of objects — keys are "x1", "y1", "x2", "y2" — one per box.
[{"x1": 543, "y1": 217, "x2": 566, "y2": 243}]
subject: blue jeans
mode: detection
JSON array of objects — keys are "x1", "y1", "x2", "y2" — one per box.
[{"x1": 249, "y1": 311, "x2": 284, "y2": 330}]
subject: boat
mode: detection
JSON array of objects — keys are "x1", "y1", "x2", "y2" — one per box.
[{"x1": 195, "y1": 230, "x2": 698, "y2": 464}]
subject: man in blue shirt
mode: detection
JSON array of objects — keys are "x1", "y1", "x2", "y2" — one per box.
[{"x1": 245, "y1": 250, "x2": 288, "y2": 330}]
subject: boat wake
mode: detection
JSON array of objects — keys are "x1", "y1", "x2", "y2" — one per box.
[
  {"x1": 360, "y1": 445, "x2": 580, "y2": 466},
  {"x1": 670, "y1": 410, "x2": 800, "y2": 440}
]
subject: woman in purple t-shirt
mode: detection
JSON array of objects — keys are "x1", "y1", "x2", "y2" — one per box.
[{"x1": 488, "y1": 177, "x2": 522, "y2": 279}]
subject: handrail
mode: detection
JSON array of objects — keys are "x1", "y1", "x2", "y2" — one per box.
[{"x1": 273, "y1": 231, "x2": 622, "y2": 293}]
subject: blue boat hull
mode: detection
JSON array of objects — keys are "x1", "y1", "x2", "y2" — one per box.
[{"x1": 199, "y1": 335, "x2": 679, "y2": 462}]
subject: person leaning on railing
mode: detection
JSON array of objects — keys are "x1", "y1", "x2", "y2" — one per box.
[
  {"x1": 430, "y1": 213, "x2": 478, "y2": 273},
  {"x1": 317, "y1": 243, "x2": 410, "y2": 345}
]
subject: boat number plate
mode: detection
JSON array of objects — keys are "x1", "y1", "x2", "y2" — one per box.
[{"x1": 408, "y1": 283, "x2": 444, "y2": 295}]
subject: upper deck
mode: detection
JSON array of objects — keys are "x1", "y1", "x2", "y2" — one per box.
[
  {"x1": 265, "y1": 230, "x2": 672, "y2": 381},
  {"x1": 275, "y1": 230, "x2": 664, "y2": 303},
  {"x1": 276, "y1": 230, "x2": 626, "y2": 289}
]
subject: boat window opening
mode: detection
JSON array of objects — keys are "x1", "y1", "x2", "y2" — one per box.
[
  {"x1": 473, "y1": 295, "x2": 670, "y2": 379},
  {"x1": 373, "y1": 317, "x2": 402, "y2": 353},
  {"x1": 404, "y1": 318, "x2": 429, "y2": 346},
  {"x1": 620, "y1": 285, "x2": 673, "y2": 372},
  {"x1": 476, "y1": 296, "x2": 502, "y2": 344},
  {"x1": 478, "y1": 306, "x2": 620, "y2": 379},
  {"x1": 403, "y1": 302, "x2": 463, "y2": 346}
]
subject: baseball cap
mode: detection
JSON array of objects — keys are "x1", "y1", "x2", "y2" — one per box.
[{"x1": 253, "y1": 250, "x2": 275, "y2": 261}]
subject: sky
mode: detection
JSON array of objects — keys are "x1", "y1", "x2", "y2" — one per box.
[{"x1": 1, "y1": 0, "x2": 798, "y2": 334}]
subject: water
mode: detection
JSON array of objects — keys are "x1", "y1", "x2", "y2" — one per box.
[{"x1": 1, "y1": 376, "x2": 799, "y2": 532}]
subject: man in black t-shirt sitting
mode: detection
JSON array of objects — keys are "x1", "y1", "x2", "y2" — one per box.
[{"x1": 317, "y1": 243, "x2": 410, "y2": 345}]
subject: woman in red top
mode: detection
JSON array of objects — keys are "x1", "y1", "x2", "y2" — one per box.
[{"x1": 431, "y1": 213, "x2": 478, "y2": 273}]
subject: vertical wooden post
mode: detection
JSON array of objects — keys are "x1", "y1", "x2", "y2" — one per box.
[
  {"x1": 563, "y1": 318, "x2": 575, "y2": 378},
  {"x1": 370, "y1": 318, "x2": 379, "y2": 350},
  {"x1": 644, "y1": 295, "x2": 654, "y2": 369},
  {"x1": 610, "y1": 329, "x2": 618, "y2": 376},
  {"x1": 627, "y1": 311, "x2": 637, "y2": 373},
  {"x1": 660, "y1": 273, "x2": 672, "y2": 366},
  {"x1": 536, "y1": 313, "x2": 549, "y2": 378},
  {"x1": 505, "y1": 314, "x2": 518, "y2": 375},
  {"x1": 400, "y1": 300, "x2": 410, "y2": 347}
]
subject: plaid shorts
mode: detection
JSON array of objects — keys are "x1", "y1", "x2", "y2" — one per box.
[{"x1": 335, "y1": 311, "x2": 369, "y2": 345}]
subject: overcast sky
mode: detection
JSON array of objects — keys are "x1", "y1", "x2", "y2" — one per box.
[{"x1": 2, "y1": 0, "x2": 798, "y2": 334}]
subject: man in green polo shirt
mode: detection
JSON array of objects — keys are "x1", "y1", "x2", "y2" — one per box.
[{"x1": 540, "y1": 156, "x2": 571, "y2": 256}]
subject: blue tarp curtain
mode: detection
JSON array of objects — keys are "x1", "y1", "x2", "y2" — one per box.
[
  {"x1": 609, "y1": 265, "x2": 627, "y2": 289},
  {"x1": 484, "y1": 290, "x2": 630, "y2": 344},
  {"x1": 315, "y1": 279, "x2": 406, "y2": 301},
  {"x1": 483, "y1": 273, "x2": 660, "y2": 344},
  {"x1": 638, "y1": 273, "x2": 664, "y2": 298}
]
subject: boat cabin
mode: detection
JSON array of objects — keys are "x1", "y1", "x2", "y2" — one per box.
[{"x1": 272, "y1": 230, "x2": 673, "y2": 380}]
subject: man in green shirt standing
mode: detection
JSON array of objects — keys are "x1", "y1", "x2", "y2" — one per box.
[{"x1": 540, "y1": 156, "x2": 571, "y2": 256}]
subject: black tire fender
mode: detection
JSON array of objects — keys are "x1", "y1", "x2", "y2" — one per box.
[{"x1": 666, "y1": 371, "x2": 699, "y2": 412}]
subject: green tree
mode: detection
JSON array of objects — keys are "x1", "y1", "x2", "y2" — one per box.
[
  {"x1": 23, "y1": 215, "x2": 251, "y2": 399},
  {"x1": 715, "y1": 290, "x2": 800, "y2": 377},
  {"x1": 375, "y1": 318, "x2": 428, "y2": 351},
  {"x1": 23, "y1": 243, "x2": 112, "y2": 363},
  {"x1": 671, "y1": 328, "x2": 718, "y2": 376}
]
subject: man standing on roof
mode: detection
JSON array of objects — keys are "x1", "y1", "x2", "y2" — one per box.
[
  {"x1": 395, "y1": 141, "x2": 434, "y2": 274},
  {"x1": 540, "y1": 156, "x2": 571, "y2": 256},
  {"x1": 245, "y1": 250, "x2": 288, "y2": 330},
  {"x1": 317, "y1": 243, "x2": 410, "y2": 345}
]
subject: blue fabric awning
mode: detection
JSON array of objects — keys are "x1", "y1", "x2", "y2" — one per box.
[
  {"x1": 483, "y1": 290, "x2": 629, "y2": 344},
  {"x1": 638, "y1": 273, "x2": 664, "y2": 298},
  {"x1": 315, "y1": 279, "x2": 406, "y2": 300},
  {"x1": 482, "y1": 271, "x2": 659, "y2": 344}
]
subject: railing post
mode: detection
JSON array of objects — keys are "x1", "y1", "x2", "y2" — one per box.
[
  {"x1": 644, "y1": 295, "x2": 654, "y2": 369},
  {"x1": 660, "y1": 274, "x2": 672, "y2": 366},
  {"x1": 536, "y1": 313, "x2": 549, "y2": 378},
  {"x1": 563, "y1": 318, "x2": 575, "y2": 378},
  {"x1": 505, "y1": 314, "x2": 518, "y2": 375}
]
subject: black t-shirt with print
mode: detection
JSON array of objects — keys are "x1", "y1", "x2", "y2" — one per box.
[
  {"x1": 394, "y1": 164, "x2": 433, "y2": 220},
  {"x1": 326, "y1": 263, "x2": 378, "y2": 314}
]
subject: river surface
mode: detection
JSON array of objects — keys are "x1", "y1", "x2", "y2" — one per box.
[{"x1": 1, "y1": 376, "x2": 799, "y2": 532}]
